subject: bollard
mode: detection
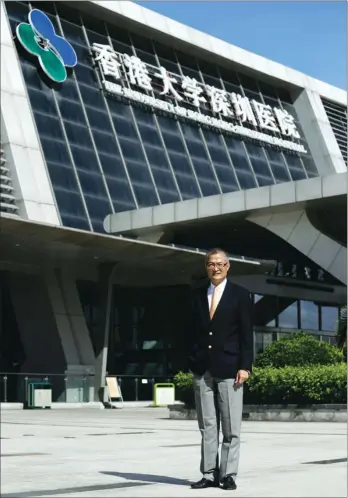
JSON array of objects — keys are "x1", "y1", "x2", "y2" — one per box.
[{"x1": 3, "y1": 376, "x2": 7, "y2": 402}]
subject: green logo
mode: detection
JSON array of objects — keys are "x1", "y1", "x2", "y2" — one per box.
[{"x1": 16, "y1": 9, "x2": 77, "y2": 83}]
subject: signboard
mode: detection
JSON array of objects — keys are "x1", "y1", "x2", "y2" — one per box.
[
  {"x1": 106, "y1": 376, "x2": 122, "y2": 400},
  {"x1": 92, "y1": 43, "x2": 307, "y2": 154},
  {"x1": 16, "y1": 9, "x2": 77, "y2": 83}
]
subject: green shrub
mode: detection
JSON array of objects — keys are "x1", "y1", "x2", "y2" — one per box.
[
  {"x1": 255, "y1": 332, "x2": 343, "y2": 368},
  {"x1": 174, "y1": 371, "x2": 194, "y2": 407},
  {"x1": 173, "y1": 364, "x2": 347, "y2": 406},
  {"x1": 247, "y1": 363, "x2": 347, "y2": 405}
]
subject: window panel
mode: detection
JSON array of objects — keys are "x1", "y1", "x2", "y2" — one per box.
[
  {"x1": 321, "y1": 306, "x2": 339, "y2": 332},
  {"x1": 74, "y1": 65, "x2": 100, "y2": 88},
  {"x1": 245, "y1": 144, "x2": 274, "y2": 186},
  {"x1": 84, "y1": 196, "x2": 112, "y2": 232},
  {"x1": 55, "y1": 78, "x2": 80, "y2": 102},
  {"x1": 98, "y1": 151, "x2": 128, "y2": 179},
  {"x1": 54, "y1": 189, "x2": 87, "y2": 218},
  {"x1": 301, "y1": 156, "x2": 318, "y2": 178},
  {"x1": 34, "y1": 113, "x2": 65, "y2": 141},
  {"x1": 228, "y1": 151, "x2": 257, "y2": 190},
  {"x1": 278, "y1": 301, "x2": 299, "y2": 329},
  {"x1": 168, "y1": 152, "x2": 201, "y2": 199},
  {"x1": 150, "y1": 168, "x2": 180, "y2": 204},
  {"x1": 92, "y1": 130, "x2": 120, "y2": 156},
  {"x1": 285, "y1": 155, "x2": 307, "y2": 181},
  {"x1": 79, "y1": 85, "x2": 107, "y2": 111},
  {"x1": 77, "y1": 170, "x2": 109, "y2": 198},
  {"x1": 69, "y1": 145, "x2": 100, "y2": 173},
  {"x1": 41, "y1": 138, "x2": 72, "y2": 167},
  {"x1": 21, "y1": 61, "x2": 49, "y2": 91},
  {"x1": 105, "y1": 176, "x2": 136, "y2": 212},
  {"x1": 138, "y1": 125, "x2": 163, "y2": 147},
  {"x1": 60, "y1": 19, "x2": 87, "y2": 47},
  {"x1": 86, "y1": 107, "x2": 113, "y2": 133},
  {"x1": 61, "y1": 214, "x2": 90, "y2": 231},
  {"x1": 64, "y1": 122, "x2": 94, "y2": 149},
  {"x1": 28, "y1": 88, "x2": 57, "y2": 115},
  {"x1": 300, "y1": 301, "x2": 319, "y2": 331},
  {"x1": 46, "y1": 162, "x2": 79, "y2": 192},
  {"x1": 213, "y1": 164, "x2": 240, "y2": 193},
  {"x1": 58, "y1": 100, "x2": 87, "y2": 125},
  {"x1": 123, "y1": 159, "x2": 158, "y2": 207}
]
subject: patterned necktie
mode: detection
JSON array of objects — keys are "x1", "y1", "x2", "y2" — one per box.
[{"x1": 210, "y1": 286, "x2": 219, "y2": 320}]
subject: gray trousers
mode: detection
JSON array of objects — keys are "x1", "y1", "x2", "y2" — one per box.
[{"x1": 193, "y1": 371, "x2": 243, "y2": 482}]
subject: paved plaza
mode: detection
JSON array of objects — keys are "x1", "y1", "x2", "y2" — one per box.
[{"x1": 1, "y1": 407, "x2": 347, "y2": 497}]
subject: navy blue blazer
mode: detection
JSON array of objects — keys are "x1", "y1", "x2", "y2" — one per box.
[{"x1": 187, "y1": 280, "x2": 254, "y2": 378}]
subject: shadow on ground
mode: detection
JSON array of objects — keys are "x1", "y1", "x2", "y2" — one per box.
[{"x1": 101, "y1": 471, "x2": 192, "y2": 486}]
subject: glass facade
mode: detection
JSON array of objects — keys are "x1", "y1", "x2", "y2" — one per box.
[{"x1": 6, "y1": 1, "x2": 318, "y2": 233}]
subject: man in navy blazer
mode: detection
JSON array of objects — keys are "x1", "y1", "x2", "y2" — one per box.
[{"x1": 188, "y1": 248, "x2": 253, "y2": 491}]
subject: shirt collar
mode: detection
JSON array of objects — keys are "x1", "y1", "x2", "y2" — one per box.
[{"x1": 209, "y1": 278, "x2": 227, "y2": 292}]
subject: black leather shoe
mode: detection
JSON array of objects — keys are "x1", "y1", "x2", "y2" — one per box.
[
  {"x1": 190, "y1": 478, "x2": 219, "y2": 489},
  {"x1": 221, "y1": 476, "x2": 237, "y2": 490}
]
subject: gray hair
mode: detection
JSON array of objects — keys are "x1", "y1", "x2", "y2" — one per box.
[{"x1": 205, "y1": 248, "x2": 229, "y2": 265}]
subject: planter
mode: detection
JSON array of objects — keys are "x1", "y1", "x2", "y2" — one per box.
[{"x1": 168, "y1": 403, "x2": 347, "y2": 422}]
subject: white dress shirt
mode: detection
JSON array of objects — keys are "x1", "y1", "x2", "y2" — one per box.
[{"x1": 207, "y1": 278, "x2": 227, "y2": 311}]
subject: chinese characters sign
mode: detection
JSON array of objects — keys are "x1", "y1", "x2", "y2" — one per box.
[{"x1": 92, "y1": 43, "x2": 306, "y2": 154}]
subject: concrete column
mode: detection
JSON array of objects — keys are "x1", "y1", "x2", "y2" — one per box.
[
  {"x1": 94, "y1": 263, "x2": 118, "y2": 402},
  {"x1": 293, "y1": 88, "x2": 346, "y2": 175},
  {"x1": 56, "y1": 268, "x2": 95, "y2": 370},
  {"x1": 8, "y1": 272, "x2": 67, "y2": 374},
  {"x1": 0, "y1": 2, "x2": 60, "y2": 224},
  {"x1": 248, "y1": 209, "x2": 347, "y2": 285}
]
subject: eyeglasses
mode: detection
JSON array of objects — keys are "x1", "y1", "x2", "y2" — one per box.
[{"x1": 206, "y1": 262, "x2": 228, "y2": 269}]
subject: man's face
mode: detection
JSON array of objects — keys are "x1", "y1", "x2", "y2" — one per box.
[{"x1": 206, "y1": 252, "x2": 230, "y2": 284}]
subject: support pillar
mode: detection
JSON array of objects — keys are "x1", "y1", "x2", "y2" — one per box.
[{"x1": 94, "y1": 263, "x2": 118, "y2": 402}]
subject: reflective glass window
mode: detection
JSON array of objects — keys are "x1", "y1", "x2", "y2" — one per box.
[
  {"x1": 70, "y1": 145, "x2": 100, "y2": 173},
  {"x1": 245, "y1": 143, "x2": 274, "y2": 186},
  {"x1": 55, "y1": 78, "x2": 80, "y2": 102},
  {"x1": 46, "y1": 162, "x2": 79, "y2": 192},
  {"x1": 40, "y1": 138, "x2": 72, "y2": 167},
  {"x1": 54, "y1": 189, "x2": 87, "y2": 218},
  {"x1": 300, "y1": 301, "x2": 319, "y2": 331},
  {"x1": 321, "y1": 306, "x2": 339, "y2": 331},
  {"x1": 285, "y1": 155, "x2": 307, "y2": 181},
  {"x1": 264, "y1": 149, "x2": 291, "y2": 183},
  {"x1": 34, "y1": 113, "x2": 65, "y2": 141},
  {"x1": 28, "y1": 88, "x2": 57, "y2": 115},
  {"x1": 278, "y1": 301, "x2": 299, "y2": 329},
  {"x1": 58, "y1": 100, "x2": 87, "y2": 125},
  {"x1": 105, "y1": 176, "x2": 136, "y2": 212},
  {"x1": 92, "y1": 130, "x2": 120, "y2": 156}
]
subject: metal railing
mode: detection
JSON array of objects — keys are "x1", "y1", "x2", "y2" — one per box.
[
  {"x1": 0, "y1": 372, "x2": 94, "y2": 404},
  {"x1": 0, "y1": 372, "x2": 174, "y2": 404}
]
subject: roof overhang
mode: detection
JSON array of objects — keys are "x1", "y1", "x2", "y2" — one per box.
[
  {"x1": 0, "y1": 215, "x2": 274, "y2": 285},
  {"x1": 104, "y1": 173, "x2": 347, "y2": 239}
]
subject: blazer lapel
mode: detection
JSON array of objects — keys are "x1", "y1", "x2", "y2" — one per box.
[{"x1": 210, "y1": 280, "x2": 233, "y2": 323}]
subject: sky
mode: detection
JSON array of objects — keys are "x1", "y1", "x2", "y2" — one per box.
[{"x1": 136, "y1": 1, "x2": 347, "y2": 89}]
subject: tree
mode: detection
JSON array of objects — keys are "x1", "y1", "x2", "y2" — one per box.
[{"x1": 336, "y1": 305, "x2": 347, "y2": 349}]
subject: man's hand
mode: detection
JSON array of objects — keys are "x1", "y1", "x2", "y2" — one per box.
[{"x1": 235, "y1": 369, "x2": 249, "y2": 386}]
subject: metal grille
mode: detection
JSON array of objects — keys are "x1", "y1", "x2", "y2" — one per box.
[
  {"x1": 0, "y1": 144, "x2": 19, "y2": 216},
  {"x1": 321, "y1": 98, "x2": 347, "y2": 166}
]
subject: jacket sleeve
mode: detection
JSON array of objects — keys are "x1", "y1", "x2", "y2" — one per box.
[{"x1": 238, "y1": 289, "x2": 254, "y2": 372}]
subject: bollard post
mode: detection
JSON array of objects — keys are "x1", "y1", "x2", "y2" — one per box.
[
  {"x1": 64, "y1": 376, "x2": 68, "y2": 402},
  {"x1": 135, "y1": 377, "x2": 138, "y2": 401},
  {"x1": 3, "y1": 376, "x2": 7, "y2": 402}
]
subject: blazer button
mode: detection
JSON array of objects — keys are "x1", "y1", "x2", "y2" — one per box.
[
  {"x1": 208, "y1": 345, "x2": 212, "y2": 349},
  {"x1": 209, "y1": 332, "x2": 213, "y2": 335}
]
